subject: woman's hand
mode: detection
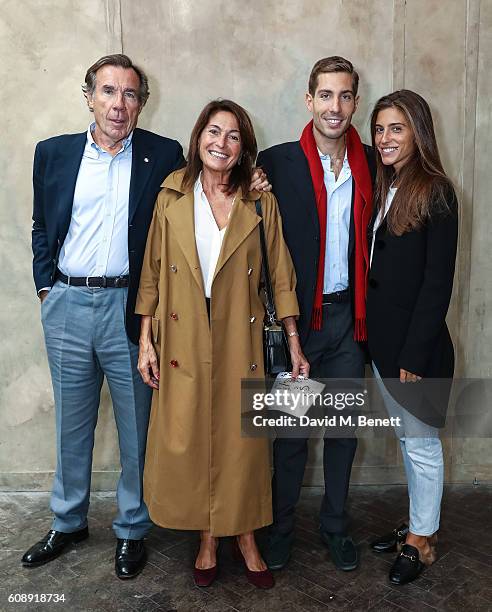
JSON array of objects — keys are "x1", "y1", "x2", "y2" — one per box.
[
  {"x1": 289, "y1": 338, "x2": 310, "y2": 380},
  {"x1": 138, "y1": 315, "x2": 160, "y2": 389},
  {"x1": 400, "y1": 368, "x2": 422, "y2": 383},
  {"x1": 250, "y1": 167, "x2": 272, "y2": 192}
]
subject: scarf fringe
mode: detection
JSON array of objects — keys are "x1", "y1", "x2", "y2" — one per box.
[
  {"x1": 310, "y1": 306, "x2": 323, "y2": 331},
  {"x1": 354, "y1": 318, "x2": 367, "y2": 342}
]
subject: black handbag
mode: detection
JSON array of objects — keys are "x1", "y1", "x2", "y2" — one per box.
[{"x1": 255, "y1": 200, "x2": 291, "y2": 375}]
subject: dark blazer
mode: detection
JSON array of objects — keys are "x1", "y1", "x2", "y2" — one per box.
[
  {"x1": 367, "y1": 186, "x2": 459, "y2": 426},
  {"x1": 32, "y1": 127, "x2": 184, "y2": 344},
  {"x1": 257, "y1": 141, "x2": 375, "y2": 346}
]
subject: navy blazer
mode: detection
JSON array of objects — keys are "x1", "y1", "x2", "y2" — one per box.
[
  {"x1": 257, "y1": 141, "x2": 375, "y2": 346},
  {"x1": 32, "y1": 127, "x2": 185, "y2": 344}
]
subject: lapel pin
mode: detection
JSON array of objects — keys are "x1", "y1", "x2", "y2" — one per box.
[{"x1": 144, "y1": 157, "x2": 149, "y2": 163}]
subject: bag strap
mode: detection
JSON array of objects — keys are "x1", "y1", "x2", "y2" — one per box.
[{"x1": 255, "y1": 199, "x2": 277, "y2": 325}]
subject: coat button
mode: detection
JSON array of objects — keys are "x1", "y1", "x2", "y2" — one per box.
[
  {"x1": 248, "y1": 268, "x2": 253, "y2": 275},
  {"x1": 170, "y1": 264, "x2": 177, "y2": 273},
  {"x1": 376, "y1": 239, "x2": 385, "y2": 249},
  {"x1": 170, "y1": 359, "x2": 179, "y2": 368},
  {"x1": 250, "y1": 316, "x2": 256, "y2": 323},
  {"x1": 369, "y1": 278, "x2": 378, "y2": 289},
  {"x1": 250, "y1": 363, "x2": 257, "y2": 371},
  {"x1": 170, "y1": 312, "x2": 178, "y2": 320}
]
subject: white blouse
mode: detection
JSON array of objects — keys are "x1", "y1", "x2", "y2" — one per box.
[
  {"x1": 370, "y1": 187, "x2": 397, "y2": 267},
  {"x1": 193, "y1": 176, "x2": 234, "y2": 298}
]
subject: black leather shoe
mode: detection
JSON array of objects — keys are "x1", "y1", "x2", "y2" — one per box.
[
  {"x1": 263, "y1": 531, "x2": 294, "y2": 570},
  {"x1": 370, "y1": 523, "x2": 409, "y2": 554},
  {"x1": 115, "y1": 539, "x2": 146, "y2": 579},
  {"x1": 320, "y1": 531, "x2": 359, "y2": 571},
  {"x1": 21, "y1": 527, "x2": 89, "y2": 567},
  {"x1": 389, "y1": 544, "x2": 424, "y2": 584}
]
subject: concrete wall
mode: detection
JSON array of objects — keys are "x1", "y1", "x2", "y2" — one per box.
[{"x1": 1, "y1": 0, "x2": 491, "y2": 490}]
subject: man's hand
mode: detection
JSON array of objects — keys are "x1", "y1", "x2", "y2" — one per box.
[
  {"x1": 250, "y1": 167, "x2": 272, "y2": 192},
  {"x1": 39, "y1": 290, "x2": 50, "y2": 304},
  {"x1": 400, "y1": 368, "x2": 422, "y2": 383}
]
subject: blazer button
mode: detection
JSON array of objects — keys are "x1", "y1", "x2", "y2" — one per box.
[
  {"x1": 170, "y1": 312, "x2": 178, "y2": 321},
  {"x1": 369, "y1": 278, "x2": 378, "y2": 289},
  {"x1": 250, "y1": 363, "x2": 257, "y2": 371},
  {"x1": 250, "y1": 316, "x2": 256, "y2": 323},
  {"x1": 376, "y1": 239, "x2": 385, "y2": 249},
  {"x1": 170, "y1": 264, "x2": 178, "y2": 273},
  {"x1": 170, "y1": 359, "x2": 179, "y2": 368}
]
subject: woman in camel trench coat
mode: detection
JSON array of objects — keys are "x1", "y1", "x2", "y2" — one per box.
[{"x1": 135, "y1": 99, "x2": 308, "y2": 588}]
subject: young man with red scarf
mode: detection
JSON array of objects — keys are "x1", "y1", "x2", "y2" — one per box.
[{"x1": 257, "y1": 57, "x2": 375, "y2": 572}]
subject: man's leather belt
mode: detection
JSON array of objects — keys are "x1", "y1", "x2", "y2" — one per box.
[
  {"x1": 55, "y1": 269, "x2": 129, "y2": 288},
  {"x1": 322, "y1": 289, "x2": 350, "y2": 304}
]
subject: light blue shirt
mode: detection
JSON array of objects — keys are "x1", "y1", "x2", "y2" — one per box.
[
  {"x1": 58, "y1": 123, "x2": 133, "y2": 278},
  {"x1": 319, "y1": 148, "x2": 352, "y2": 293}
]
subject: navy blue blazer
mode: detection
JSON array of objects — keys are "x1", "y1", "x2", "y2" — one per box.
[
  {"x1": 257, "y1": 141, "x2": 375, "y2": 346},
  {"x1": 32, "y1": 127, "x2": 185, "y2": 344}
]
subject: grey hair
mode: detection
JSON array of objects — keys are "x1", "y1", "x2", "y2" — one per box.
[{"x1": 82, "y1": 53, "x2": 149, "y2": 106}]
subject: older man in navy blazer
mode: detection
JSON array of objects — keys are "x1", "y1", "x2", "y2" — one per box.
[{"x1": 23, "y1": 54, "x2": 184, "y2": 579}]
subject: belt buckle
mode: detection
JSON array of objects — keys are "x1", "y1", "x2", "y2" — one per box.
[
  {"x1": 86, "y1": 276, "x2": 106, "y2": 288},
  {"x1": 114, "y1": 276, "x2": 125, "y2": 288}
]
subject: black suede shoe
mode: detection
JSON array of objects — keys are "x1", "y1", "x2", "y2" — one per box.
[
  {"x1": 115, "y1": 539, "x2": 146, "y2": 579},
  {"x1": 370, "y1": 523, "x2": 409, "y2": 554},
  {"x1": 263, "y1": 531, "x2": 294, "y2": 571},
  {"x1": 320, "y1": 531, "x2": 359, "y2": 571},
  {"x1": 389, "y1": 544, "x2": 424, "y2": 585},
  {"x1": 21, "y1": 527, "x2": 89, "y2": 567}
]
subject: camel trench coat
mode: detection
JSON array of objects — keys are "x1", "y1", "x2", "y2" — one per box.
[{"x1": 135, "y1": 169, "x2": 299, "y2": 536}]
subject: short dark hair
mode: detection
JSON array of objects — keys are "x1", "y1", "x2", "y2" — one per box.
[
  {"x1": 182, "y1": 99, "x2": 257, "y2": 196},
  {"x1": 82, "y1": 53, "x2": 149, "y2": 106},
  {"x1": 308, "y1": 56, "x2": 359, "y2": 96}
]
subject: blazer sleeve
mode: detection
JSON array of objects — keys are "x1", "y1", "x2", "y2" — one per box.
[
  {"x1": 31, "y1": 142, "x2": 53, "y2": 292},
  {"x1": 261, "y1": 191, "x2": 299, "y2": 320},
  {"x1": 397, "y1": 189, "x2": 459, "y2": 376},
  {"x1": 135, "y1": 195, "x2": 163, "y2": 317}
]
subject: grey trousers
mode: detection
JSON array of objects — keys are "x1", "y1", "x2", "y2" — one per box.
[{"x1": 41, "y1": 281, "x2": 153, "y2": 538}]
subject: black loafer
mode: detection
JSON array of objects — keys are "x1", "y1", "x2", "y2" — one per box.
[
  {"x1": 320, "y1": 531, "x2": 359, "y2": 571},
  {"x1": 115, "y1": 538, "x2": 146, "y2": 579},
  {"x1": 263, "y1": 531, "x2": 294, "y2": 571},
  {"x1": 21, "y1": 527, "x2": 89, "y2": 567},
  {"x1": 389, "y1": 544, "x2": 424, "y2": 585},
  {"x1": 370, "y1": 523, "x2": 409, "y2": 554}
]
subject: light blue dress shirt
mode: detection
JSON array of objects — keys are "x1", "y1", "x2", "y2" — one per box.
[
  {"x1": 58, "y1": 123, "x2": 133, "y2": 278},
  {"x1": 319, "y1": 149, "x2": 353, "y2": 294}
]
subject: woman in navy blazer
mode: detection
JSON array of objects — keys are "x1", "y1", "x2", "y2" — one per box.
[{"x1": 366, "y1": 90, "x2": 458, "y2": 585}]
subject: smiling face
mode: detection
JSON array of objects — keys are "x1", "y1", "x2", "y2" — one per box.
[
  {"x1": 198, "y1": 111, "x2": 242, "y2": 175},
  {"x1": 306, "y1": 71, "x2": 359, "y2": 149},
  {"x1": 374, "y1": 106, "x2": 416, "y2": 173},
  {"x1": 87, "y1": 64, "x2": 142, "y2": 151}
]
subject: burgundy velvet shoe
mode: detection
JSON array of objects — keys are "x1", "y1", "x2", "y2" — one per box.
[
  {"x1": 193, "y1": 564, "x2": 218, "y2": 587},
  {"x1": 233, "y1": 538, "x2": 275, "y2": 589}
]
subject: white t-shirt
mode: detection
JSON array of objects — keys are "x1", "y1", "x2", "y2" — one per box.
[{"x1": 370, "y1": 187, "x2": 397, "y2": 267}]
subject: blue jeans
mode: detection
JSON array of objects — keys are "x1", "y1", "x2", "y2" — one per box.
[
  {"x1": 41, "y1": 281, "x2": 153, "y2": 538},
  {"x1": 373, "y1": 364, "x2": 443, "y2": 536}
]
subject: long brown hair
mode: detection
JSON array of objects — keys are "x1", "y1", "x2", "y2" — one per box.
[
  {"x1": 370, "y1": 89, "x2": 452, "y2": 235},
  {"x1": 182, "y1": 99, "x2": 257, "y2": 196}
]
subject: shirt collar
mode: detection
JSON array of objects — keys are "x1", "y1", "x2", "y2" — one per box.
[{"x1": 86, "y1": 122, "x2": 134, "y2": 156}]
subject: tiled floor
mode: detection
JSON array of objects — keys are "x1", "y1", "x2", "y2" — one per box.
[{"x1": 1, "y1": 485, "x2": 491, "y2": 611}]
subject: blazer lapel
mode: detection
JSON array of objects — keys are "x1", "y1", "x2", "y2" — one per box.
[
  {"x1": 129, "y1": 129, "x2": 155, "y2": 223},
  {"x1": 286, "y1": 143, "x2": 320, "y2": 235},
  {"x1": 164, "y1": 191, "x2": 205, "y2": 292},
  {"x1": 56, "y1": 133, "x2": 86, "y2": 240},
  {"x1": 212, "y1": 193, "x2": 261, "y2": 284}
]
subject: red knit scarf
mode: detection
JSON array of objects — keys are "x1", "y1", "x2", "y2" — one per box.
[{"x1": 300, "y1": 121, "x2": 372, "y2": 341}]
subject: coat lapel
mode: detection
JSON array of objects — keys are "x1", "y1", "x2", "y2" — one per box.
[
  {"x1": 212, "y1": 193, "x2": 261, "y2": 283},
  {"x1": 164, "y1": 190, "x2": 205, "y2": 292},
  {"x1": 286, "y1": 143, "x2": 320, "y2": 235},
  {"x1": 129, "y1": 128, "x2": 155, "y2": 223},
  {"x1": 57, "y1": 133, "x2": 86, "y2": 240}
]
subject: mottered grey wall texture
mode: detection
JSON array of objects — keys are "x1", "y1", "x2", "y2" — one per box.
[{"x1": 1, "y1": 0, "x2": 491, "y2": 489}]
